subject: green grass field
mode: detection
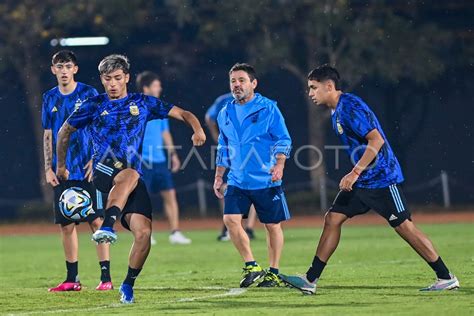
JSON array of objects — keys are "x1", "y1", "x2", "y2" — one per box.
[{"x1": 0, "y1": 223, "x2": 473, "y2": 315}]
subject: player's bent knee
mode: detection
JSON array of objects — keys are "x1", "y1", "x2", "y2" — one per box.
[
  {"x1": 324, "y1": 212, "x2": 345, "y2": 227},
  {"x1": 223, "y1": 215, "x2": 241, "y2": 228},
  {"x1": 133, "y1": 228, "x2": 152, "y2": 243}
]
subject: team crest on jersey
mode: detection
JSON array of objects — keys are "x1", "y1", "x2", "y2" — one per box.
[
  {"x1": 74, "y1": 99, "x2": 82, "y2": 110},
  {"x1": 336, "y1": 119, "x2": 344, "y2": 134},
  {"x1": 129, "y1": 102, "x2": 139, "y2": 116}
]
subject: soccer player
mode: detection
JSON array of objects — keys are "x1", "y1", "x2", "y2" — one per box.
[
  {"x1": 213, "y1": 63, "x2": 292, "y2": 287},
  {"x1": 136, "y1": 71, "x2": 191, "y2": 245},
  {"x1": 280, "y1": 64, "x2": 459, "y2": 294},
  {"x1": 42, "y1": 50, "x2": 112, "y2": 292},
  {"x1": 206, "y1": 93, "x2": 257, "y2": 241},
  {"x1": 56, "y1": 54, "x2": 206, "y2": 304}
]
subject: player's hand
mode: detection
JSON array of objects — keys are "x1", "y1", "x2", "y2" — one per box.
[
  {"x1": 45, "y1": 168, "x2": 60, "y2": 187},
  {"x1": 214, "y1": 175, "x2": 224, "y2": 199},
  {"x1": 191, "y1": 128, "x2": 206, "y2": 146},
  {"x1": 56, "y1": 166, "x2": 70, "y2": 181},
  {"x1": 83, "y1": 159, "x2": 93, "y2": 182},
  {"x1": 270, "y1": 163, "x2": 284, "y2": 182},
  {"x1": 339, "y1": 170, "x2": 359, "y2": 191},
  {"x1": 170, "y1": 153, "x2": 181, "y2": 173}
]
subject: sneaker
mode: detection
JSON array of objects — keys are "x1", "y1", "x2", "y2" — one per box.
[
  {"x1": 420, "y1": 274, "x2": 460, "y2": 291},
  {"x1": 257, "y1": 271, "x2": 284, "y2": 287},
  {"x1": 280, "y1": 274, "x2": 317, "y2": 295},
  {"x1": 119, "y1": 283, "x2": 134, "y2": 304},
  {"x1": 96, "y1": 281, "x2": 114, "y2": 291},
  {"x1": 245, "y1": 228, "x2": 256, "y2": 240},
  {"x1": 169, "y1": 231, "x2": 192, "y2": 245},
  {"x1": 48, "y1": 281, "x2": 81, "y2": 292},
  {"x1": 240, "y1": 264, "x2": 266, "y2": 288},
  {"x1": 217, "y1": 231, "x2": 230, "y2": 242},
  {"x1": 150, "y1": 235, "x2": 157, "y2": 246},
  {"x1": 92, "y1": 227, "x2": 117, "y2": 244}
]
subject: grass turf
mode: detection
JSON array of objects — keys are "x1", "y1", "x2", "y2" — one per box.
[{"x1": 0, "y1": 223, "x2": 472, "y2": 315}]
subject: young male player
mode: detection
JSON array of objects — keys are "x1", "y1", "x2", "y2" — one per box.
[
  {"x1": 281, "y1": 64, "x2": 459, "y2": 294},
  {"x1": 56, "y1": 54, "x2": 206, "y2": 304},
  {"x1": 213, "y1": 63, "x2": 292, "y2": 287},
  {"x1": 42, "y1": 50, "x2": 112, "y2": 292},
  {"x1": 137, "y1": 71, "x2": 191, "y2": 245},
  {"x1": 206, "y1": 93, "x2": 257, "y2": 241}
]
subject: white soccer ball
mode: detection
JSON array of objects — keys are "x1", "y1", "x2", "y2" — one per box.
[{"x1": 59, "y1": 187, "x2": 94, "y2": 221}]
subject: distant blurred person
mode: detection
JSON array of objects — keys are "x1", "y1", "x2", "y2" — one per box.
[
  {"x1": 214, "y1": 63, "x2": 292, "y2": 287},
  {"x1": 42, "y1": 50, "x2": 113, "y2": 292},
  {"x1": 280, "y1": 64, "x2": 459, "y2": 294},
  {"x1": 206, "y1": 93, "x2": 257, "y2": 241},
  {"x1": 136, "y1": 71, "x2": 191, "y2": 245}
]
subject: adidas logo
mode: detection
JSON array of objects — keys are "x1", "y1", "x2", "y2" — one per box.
[
  {"x1": 101, "y1": 266, "x2": 108, "y2": 270},
  {"x1": 111, "y1": 215, "x2": 117, "y2": 220},
  {"x1": 272, "y1": 195, "x2": 280, "y2": 202},
  {"x1": 389, "y1": 214, "x2": 398, "y2": 221},
  {"x1": 100, "y1": 110, "x2": 109, "y2": 116},
  {"x1": 51, "y1": 106, "x2": 58, "y2": 112}
]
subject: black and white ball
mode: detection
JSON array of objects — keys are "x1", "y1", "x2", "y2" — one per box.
[{"x1": 59, "y1": 187, "x2": 94, "y2": 221}]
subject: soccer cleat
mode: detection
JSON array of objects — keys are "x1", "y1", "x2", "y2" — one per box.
[
  {"x1": 48, "y1": 281, "x2": 81, "y2": 292},
  {"x1": 240, "y1": 264, "x2": 266, "y2": 288},
  {"x1": 96, "y1": 281, "x2": 114, "y2": 291},
  {"x1": 280, "y1": 274, "x2": 317, "y2": 295},
  {"x1": 420, "y1": 274, "x2": 460, "y2": 291},
  {"x1": 257, "y1": 271, "x2": 285, "y2": 287},
  {"x1": 92, "y1": 227, "x2": 117, "y2": 244},
  {"x1": 169, "y1": 231, "x2": 192, "y2": 245},
  {"x1": 217, "y1": 231, "x2": 230, "y2": 242},
  {"x1": 245, "y1": 228, "x2": 256, "y2": 240},
  {"x1": 150, "y1": 234, "x2": 157, "y2": 246},
  {"x1": 119, "y1": 283, "x2": 134, "y2": 304}
]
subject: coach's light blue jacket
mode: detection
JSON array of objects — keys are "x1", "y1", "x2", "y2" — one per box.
[{"x1": 216, "y1": 93, "x2": 292, "y2": 190}]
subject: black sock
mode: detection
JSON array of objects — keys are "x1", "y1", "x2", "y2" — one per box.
[
  {"x1": 306, "y1": 256, "x2": 326, "y2": 283},
  {"x1": 102, "y1": 206, "x2": 121, "y2": 228},
  {"x1": 66, "y1": 261, "x2": 79, "y2": 283},
  {"x1": 99, "y1": 260, "x2": 111, "y2": 282},
  {"x1": 123, "y1": 267, "x2": 142, "y2": 287},
  {"x1": 428, "y1": 257, "x2": 451, "y2": 280},
  {"x1": 245, "y1": 261, "x2": 257, "y2": 267}
]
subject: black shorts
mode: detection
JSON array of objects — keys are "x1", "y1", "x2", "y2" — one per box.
[
  {"x1": 53, "y1": 180, "x2": 106, "y2": 226},
  {"x1": 120, "y1": 179, "x2": 153, "y2": 231},
  {"x1": 329, "y1": 184, "x2": 411, "y2": 227},
  {"x1": 93, "y1": 158, "x2": 152, "y2": 230}
]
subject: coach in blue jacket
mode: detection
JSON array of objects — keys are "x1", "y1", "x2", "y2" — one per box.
[{"x1": 213, "y1": 63, "x2": 292, "y2": 288}]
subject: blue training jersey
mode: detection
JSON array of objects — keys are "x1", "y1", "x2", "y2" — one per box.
[
  {"x1": 332, "y1": 93, "x2": 404, "y2": 188},
  {"x1": 41, "y1": 82, "x2": 98, "y2": 180},
  {"x1": 66, "y1": 93, "x2": 173, "y2": 174},
  {"x1": 205, "y1": 93, "x2": 234, "y2": 122},
  {"x1": 141, "y1": 119, "x2": 170, "y2": 163}
]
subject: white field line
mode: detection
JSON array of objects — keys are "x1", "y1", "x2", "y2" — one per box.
[{"x1": 5, "y1": 288, "x2": 247, "y2": 316}]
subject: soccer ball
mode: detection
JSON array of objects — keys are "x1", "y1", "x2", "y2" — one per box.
[{"x1": 59, "y1": 187, "x2": 94, "y2": 221}]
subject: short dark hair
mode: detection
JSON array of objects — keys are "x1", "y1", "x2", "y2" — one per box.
[
  {"x1": 52, "y1": 50, "x2": 77, "y2": 65},
  {"x1": 136, "y1": 71, "x2": 160, "y2": 92},
  {"x1": 229, "y1": 63, "x2": 257, "y2": 81},
  {"x1": 98, "y1": 54, "x2": 130, "y2": 75},
  {"x1": 308, "y1": 64, "x2": 341, "y2": 89}
]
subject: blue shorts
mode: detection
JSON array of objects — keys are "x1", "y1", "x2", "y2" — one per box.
[
  {"x1": 141, "y1": 162, "x2": 175, "y2": 193},
  {"x1": 224, "y1": 185, "x2": 291, "y2": 224}
]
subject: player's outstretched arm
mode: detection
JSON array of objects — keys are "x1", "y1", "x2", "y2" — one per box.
[
  {"x1": 168, "y1": 106, "x2": 206, "y2": 146},
  {"x1": 56, "y1": 122, "x2": 77, "y2": 180}
]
